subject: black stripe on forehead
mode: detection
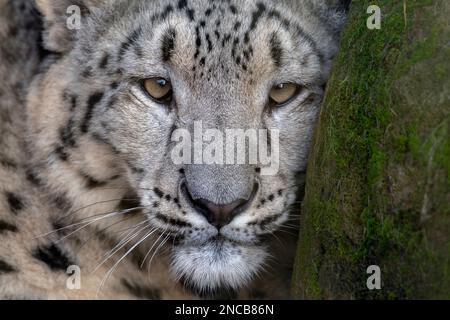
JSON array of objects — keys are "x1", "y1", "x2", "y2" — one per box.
[
  {"x1": 250, "y1": 2, "x2": 267, "y2": 31},
  {"x1": 118, "y1": 27, "x2": 142, "y2": 62},
  {"x1": 244, "y1": 2, "x2": 324, "y2": 63},
  {"x1": 177, "y1": 0, "x2": 196, "y2": 21},
  {"x1": 270, "y1": 33, "x2": 283, "y2": 67},
  {"x1": 161, "y1": 28, "x2": 177, "y2": 62}
]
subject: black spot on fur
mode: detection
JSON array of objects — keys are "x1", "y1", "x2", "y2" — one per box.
[
  {"x1": 178, "y1": 0, "x2": 187, "y2": 9},
  {"x1": 129, "y1": 164, "x2": 144, "y2": 175},
  {"x1": 0, "y1": 259, "x2": 16, "y2": 274},
  {"x1": 121, "y1": 279, "x2": 161, "y2": 300},
  {"x1": 118, "y1": 28, "x2": 142, "y2": 61},
  {"x1": 117, "y1": 196, "x2": 141, "y2": 212},
  {"x1": 81, "y1": 66, "x2": 93, "y2": 78},
  {"x1": 222, "y1": 34, "x2": 231, "y2": 47},
  {"x1": 0, "y1": 158, "x2": 17, "y2": 169},
  {"x1": 81, "y1": 173, "x2": 108, "y2": 189},
  {"x1": 194, "y1": 49, "x2": 200, "y2": 59},
  {"x1": 270, "y1": 33, "x2": 283, "y2": 67},
  {"x1": 0, "y1": 220, "x2": 18, "y2": 234},
  {"x1": 161, "y1": 4, "x2": 174, "y2": 20},
  {"x1": 51, "y1": 193, "x2": 72, "y2": 211},
  {"x1": 177, "y1": 0, "x2": 195, "y2": 21},
  {"x1": 54, "y1": 145, "x2": 69, "y2": 161},
  {"x1": 161, "y1": 28, "x2": 176, "y2": 62},
  {"x1": 268, "y1": 10, "x2": 281, "y2": 21},
  {"x1": 195, "y1": 26, "x2": 202, "y2": 47},
  {"x1": 268, "y1": 10, "x2": 292, "y2": 31},
  {"x1": 186, "y1": 8, "x2": 195, "y2": 21},
  {"x1": 110, "y1": 82, "x2": 119, "y2": 90},
  {"x1": 259, "y1": 214, "x2": 282, "y2": 229},
  {"x1": 99, "y1": 52, "x2": 110, "y2": 69},
  {"x1": 5, "y1": 192, "x2": 24, "y2": 214},
  {"x1": 249, "y1": 2, "x2": 266, "y2": 31},
  {"x1": 51, "y1": 219, "x2": 75, "y2": 238},
  {"x1": 60, "y1": 118, "x2": 77, "y2": 148},
  {"x1": 153, "y1": 188, "x2": 164, "y2": 198},
  {"x1": 205, "y1": 33, "x2": 213, "y2": 52},
  {"x1": 32, "y1": 243, "x2": 74, "y2": 272},
  {"x1": 63, "y1": 91, "x2": 78, "y2": 111},
  {"x1": 243, "y1": 49, "x2": 250, "y2": 61},
  {"x1": 156, "y1": 213, "x2": 192, "y2": 228},
  {"x1": 81, "y1": 92, "x2": 104, "y2": 133}
]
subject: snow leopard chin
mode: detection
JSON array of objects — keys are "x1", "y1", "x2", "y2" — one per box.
[{"x1": 170, "y1": 239, "x2": 268, "y2": 296}]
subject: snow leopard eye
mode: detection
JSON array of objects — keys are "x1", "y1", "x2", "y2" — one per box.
[
  {"x1": 143, "y1": 78, "x2": 173, "y2": 104},
  {"x1": 269, "y1": 83, "x2": 300, "y2": 106}
]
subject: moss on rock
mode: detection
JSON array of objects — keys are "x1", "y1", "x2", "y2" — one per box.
[{"x1": 291, "y1": 0, "x2": 449, "y2": 299}]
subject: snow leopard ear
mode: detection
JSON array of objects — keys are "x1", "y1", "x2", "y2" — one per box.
[{"x1": 36, "y1": 0, "x2": 106, "y2": 53}]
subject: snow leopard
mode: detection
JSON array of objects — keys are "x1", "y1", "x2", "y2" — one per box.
[{"x1": 0, "y1": 0, "x2": 349, "y2": 299}]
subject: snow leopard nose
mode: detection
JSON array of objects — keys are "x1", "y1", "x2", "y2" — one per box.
[
  {"x1": 195, "y1": 198, "x2": 246, "y2": 229},
  {"x1": 182, "y1": 183, "x2": 258, "y2": 229}
]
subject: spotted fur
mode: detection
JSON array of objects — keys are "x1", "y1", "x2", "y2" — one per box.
[{"x1": 0, "y1": 0, "x2": 349, "y2": 299}]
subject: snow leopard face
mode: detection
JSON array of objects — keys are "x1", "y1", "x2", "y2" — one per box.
[{"x1": 30, "y1": 0, "x2": 348, "y2": 294}]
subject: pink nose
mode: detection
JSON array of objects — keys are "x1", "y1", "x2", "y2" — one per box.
[
  {"x1": 182, "y1": 182, "x2": 259, "y2": 229},
  {"x1": 194, "y1": 198, "x2": 248, "y2": 229}
]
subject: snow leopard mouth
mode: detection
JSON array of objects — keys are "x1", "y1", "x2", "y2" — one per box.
[
  {"x1": 166, "y1": 227, "x2": 259, "y2": 247},
  {"x1": 202, "y1": 234, "x2": 255, "y2": 248},
  {"x1": 170, "y1": 237, "x2": 268, "y2": 295}
]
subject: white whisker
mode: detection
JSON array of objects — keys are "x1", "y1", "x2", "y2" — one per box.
[
  {"x1": 75, "y1": 215, "x2": 142, "y2": 251},
  {"x1": 54, "y1": 210, "x2": 131, "y2": 243},
  {"x1": 96, "y1": 227, "x2": 155, "y2": 297},
  {"x1": 59, "y1": 198, "x2": 139, "y2": 221},
  {"x1": 92, "y1": 223, "x2": 150, "y2": 273},
  {"x1": 140, "y1": 231, "x2": 166, "y2": 269},
  {"x1": 34, "y1": 206, "x2": 146, "y2": 239},
  {"x1": 147, "y1": 232, "x2": 171, "y2": 275}
]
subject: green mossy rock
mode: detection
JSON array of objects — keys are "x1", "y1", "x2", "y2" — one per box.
[{"x1": 291, "y1": 0, "x2": 449, "y2": 299}]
